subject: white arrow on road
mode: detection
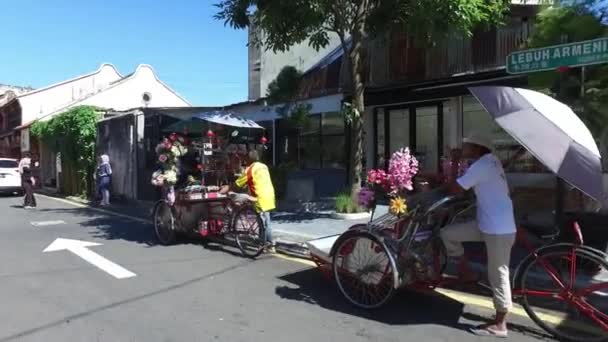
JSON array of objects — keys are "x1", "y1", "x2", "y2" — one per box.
[{"x1": 43, "y1": 238, "x2": 136, "y2": 279}]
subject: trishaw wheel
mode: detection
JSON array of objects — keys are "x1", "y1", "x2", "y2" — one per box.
[
  {"x1": 153, "y1": 201, "x2": 177, "y2": 246},
  {"x1": 516, "y1": 245, "x2": 608, "y2": 342},
  {"x1": 232, "y1": 206, "x2": 265, "y2": 259},
  {"x1": 332, "y1": 233, "x2": 397, "y2": 309}
]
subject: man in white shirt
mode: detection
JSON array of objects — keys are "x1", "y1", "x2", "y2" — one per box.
[{"x1": 440, "y1": 133, "x2": 516, "y2": 338}]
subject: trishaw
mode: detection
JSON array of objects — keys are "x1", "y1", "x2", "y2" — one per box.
[
  {"x1": 308, "y1": 87, "x2": 608, "y2": 342},
  {"x1": 152, "y1": 111, "x2": 269, "y2": 258}
]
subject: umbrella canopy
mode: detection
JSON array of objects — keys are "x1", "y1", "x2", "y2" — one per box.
[
  {"x1": 469, "y1": 86, "x2": 603, "y2": 202},
  {"x1": 192, "y1": 110, "x2": 263, "y2": 129}
]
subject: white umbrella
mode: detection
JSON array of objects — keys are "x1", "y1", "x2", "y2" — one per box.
[
  {"x1": 469, "y1": 86, "x2": 604, "y2": 202},
  {"x1": 192, "y1": 110, "x2": 263, "y2": 129}
]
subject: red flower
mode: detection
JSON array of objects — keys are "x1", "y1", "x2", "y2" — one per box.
[
  {"x1": 206, "y1": 130, "x2": 215, "y2": 138},
  {"x1": 169, "y1": 132, "x2": 178, "y2": 142},
  {"x1": 260, "y1": 136, "x2": 268, "y2": 144},
  {"x1": 197, "y1": 164, "x2": 204, "y2": 170}
]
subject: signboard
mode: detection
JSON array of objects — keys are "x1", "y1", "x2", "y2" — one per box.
[
  {"x1": 203, "y1": 143, "x2": 213, "y2": 156},
  {"x1": 20, "y1": 128, "x2": 30, "y2": 152},
  {"x1": 507, "y1": 37, "x2": 608, "y2": 74}
]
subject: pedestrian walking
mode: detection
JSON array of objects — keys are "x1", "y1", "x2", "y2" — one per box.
[
  {"x1": 19, "y1": 153, "x2": 36, "y2": 209},
  {"x1": 96, "y1": 154, "x2": 112, "y2": 206}
]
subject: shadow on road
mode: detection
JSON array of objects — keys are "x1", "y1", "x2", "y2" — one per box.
[
  {"x1": 275, "y1": 268, "x2": 465, "y2": 327},
  {"x1": 34, "y1": 207, "x2": 158, "y2": 246},
  {"x1": 275, "y1": 268, "x2": 555, "y2": 340},
  {"x1": 271, "y1": 212, "x2": 332, "y2": 223}
]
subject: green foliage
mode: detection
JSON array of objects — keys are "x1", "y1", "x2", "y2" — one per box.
[
  {"x1": 266, "y1": 66, "x2": 312, "y2": 130},
  {"x1": 526, "y1": 1, "x2": 608, "y2": 137},
  {"x1": 31, "y1": 106, "x2": 101, "y2": 195},
  {"x1": 267, "y1": 66, "x2": 303, "y2": 104},
  {"x1": 335, "y1": 191, "x2": 361, "y2": 214}
]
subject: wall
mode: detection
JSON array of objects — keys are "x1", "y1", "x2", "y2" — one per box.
[
  {"x1": 97, "y1": 114, "x2": 136, "y2": 200},
  {"x1": 77, "y1": 65, "x2": 190, "y2": 111},
  {"x1": 256, "y1": 34, "x2": 343, "y2": 100},
  {"x1": 19, "y1": 64, "x2": 122, "y2": 124}
]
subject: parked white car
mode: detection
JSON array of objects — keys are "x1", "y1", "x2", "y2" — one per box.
[{"x1": 0, "y1": 158, "x2": 23, "y2": 195}]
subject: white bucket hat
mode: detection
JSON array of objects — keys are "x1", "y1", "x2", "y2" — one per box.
[{"x1": 463, "y1": 133, "x2": 494, "y2": 150}]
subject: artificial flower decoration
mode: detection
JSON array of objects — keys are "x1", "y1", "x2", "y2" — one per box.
[
  {"x1": 389, "y1": 197, "x2": 407, "y2": 216},
  {"x1": 151, "y1": 134, "x2": 188, "y2": 187},
  {"x1": 358, "y1": 147, "x2": 418, "y2": 216}
]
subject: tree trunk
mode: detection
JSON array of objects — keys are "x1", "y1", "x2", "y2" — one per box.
[{"x1": 347, "y1": 35, "x2": 365, "y2": 201}]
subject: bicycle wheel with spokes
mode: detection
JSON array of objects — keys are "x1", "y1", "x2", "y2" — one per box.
[
  {"x1": 516, "y1": 245, "x2": 608, "y2": 342},
  {"x1": 332, "y1": 232, "x2": 397, "y2": 309},
  {"x1": 153, "y1": 201, "x2": 176, "y2": 245},
  {"x1": 232, "y1": 206, "x2": 265, "y2": 259}
]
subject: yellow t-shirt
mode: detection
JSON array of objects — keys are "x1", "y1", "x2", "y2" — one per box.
[{"x1": 235, "y1": 162, "x2": 276, "y2": 212}]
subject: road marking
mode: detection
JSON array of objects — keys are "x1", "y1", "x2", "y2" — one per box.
[
  {"x1": 37, "y1": 194, "x2": 152, "y2": 224},
  {"x1": 31, "y1": 220, "x2": 66, "y2": 227},
  {"x1": 43, "y1": 238, "x2": 136, "y2": 279}
]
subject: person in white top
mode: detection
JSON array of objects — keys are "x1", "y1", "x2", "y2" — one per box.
[{"x1": 440, "y1": 133, "x2": 516, "y2": 338}]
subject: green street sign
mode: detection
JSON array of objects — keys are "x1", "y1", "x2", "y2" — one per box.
[{"x1": 506, "y1": 37, "x2": 608, "y2": 74}]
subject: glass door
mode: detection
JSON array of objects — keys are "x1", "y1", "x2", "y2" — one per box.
[{"x1": 415, "y1": 106, "x2": 440, "y2": 172}]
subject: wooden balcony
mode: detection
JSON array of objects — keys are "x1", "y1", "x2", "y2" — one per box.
[{"x1": 298, "y1": 9, "x2": 538, "y2": 98}]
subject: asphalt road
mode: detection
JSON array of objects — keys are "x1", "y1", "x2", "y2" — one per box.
[{"x1": 0, "y1": 195, "x2": 554, "y2": 342}]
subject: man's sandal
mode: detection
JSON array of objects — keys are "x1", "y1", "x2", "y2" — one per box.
[{"x1": 470, "y1": 326, "x2": 508, "y2": 338}]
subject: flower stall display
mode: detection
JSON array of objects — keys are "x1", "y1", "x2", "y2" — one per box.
[
  {"x1": 151, "y1": 132, "x2": 189, "y2": 205},
  {"x1": 358, "y1": 147, "x2": 419, "y2": 216}
]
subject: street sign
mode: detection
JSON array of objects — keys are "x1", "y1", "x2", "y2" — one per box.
[{"x1": 506, "y1": 37, "x2": 608, "y2": 74}]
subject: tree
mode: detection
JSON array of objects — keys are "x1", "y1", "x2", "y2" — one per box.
[
  {"x1": 266, "y1": 65, "x2": 313, "y2": 166},
  {"x1": 31, "y1": 106, "x2": 101, "y2": 196},
  {"x1": 215, "y1": 0, "x2": 510, "y2": 199}
]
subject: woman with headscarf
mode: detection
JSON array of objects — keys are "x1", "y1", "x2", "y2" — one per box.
[
  {"x1": 96, "y1": 154, "x2": 112, "y2": 206},
  {"x1": 19, "y1": 153, "x2": 36, "y2": 209}
]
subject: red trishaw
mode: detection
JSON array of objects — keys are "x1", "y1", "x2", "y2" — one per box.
[
  {"x1": 152, "y1": 111, "x2": 269, "y2": 258},
  {"x1": 308, "y1": 87, "x2": 608, "y2": 342}
]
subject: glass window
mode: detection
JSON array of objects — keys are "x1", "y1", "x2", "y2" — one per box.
[
  {"x1": 389, "y1": 109, "x2": 410, "y2": 155},
  {"x1": 301, "y1": 114, "x2": 321, "y2": 135},
  {"x1": 0, "y1": 159, "x2": 18, "y2": 168},
  {"x1": 300, "y1": 136, "x2": 321, "y2": 169},
  {"x1": 415, "y1": 106, "x2": 439, "y2": 172},
  {"x1": 462, "y1": 96, "x2": 547, "y2": 173},
  {"x1": 322, "y1": 112, "x2": 344, "y2": 135},
  {"x1": 376, "y1": 110, "x2": 386, "y2": 168},
  {"x1": 322, "y1": 135, "x2": 346, "y2": 169}
]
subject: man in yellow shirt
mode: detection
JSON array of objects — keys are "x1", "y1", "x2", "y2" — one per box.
[{"x1": 221, "y1": 150, "x2": 276, "y2": 250}]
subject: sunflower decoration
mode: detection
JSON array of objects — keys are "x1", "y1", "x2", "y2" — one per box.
[{"x1": 389, "y1": 197, "x2": 408, "y2": 216}]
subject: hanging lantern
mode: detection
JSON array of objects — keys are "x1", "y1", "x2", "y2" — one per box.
[
  {"x1": 260, "y1": 136, "x2": 268, "y2": 145},
  {"x1": 556, "y1": 66, "x2": 570, "y2": 73},
  {"x1": 206, "y1": 130, "x2": 215, "y2": 138}
]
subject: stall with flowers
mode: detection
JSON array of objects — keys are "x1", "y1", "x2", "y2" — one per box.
[{"x1": 150, "y1": 110, "x2": 268, "y2": 247}]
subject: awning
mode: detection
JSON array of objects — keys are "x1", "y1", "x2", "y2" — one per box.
[
  {"x1": 192, "y1": 110, "x2": 263, "y2": 129},
  {"x1": 15, "y1": 120, "x2": 36, "y2": 131}
]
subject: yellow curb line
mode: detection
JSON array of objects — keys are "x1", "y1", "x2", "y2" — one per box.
[
  {"x1": 273, "y1": 252, "x2": 569, "y2": 326},
  {"x1": 37, "y1": 194, "x2": 153, "y2": 225}
]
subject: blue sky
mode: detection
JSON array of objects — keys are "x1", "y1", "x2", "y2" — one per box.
[{"x1": 0, "y1": 0, "x2": 248, "y2": 106}]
